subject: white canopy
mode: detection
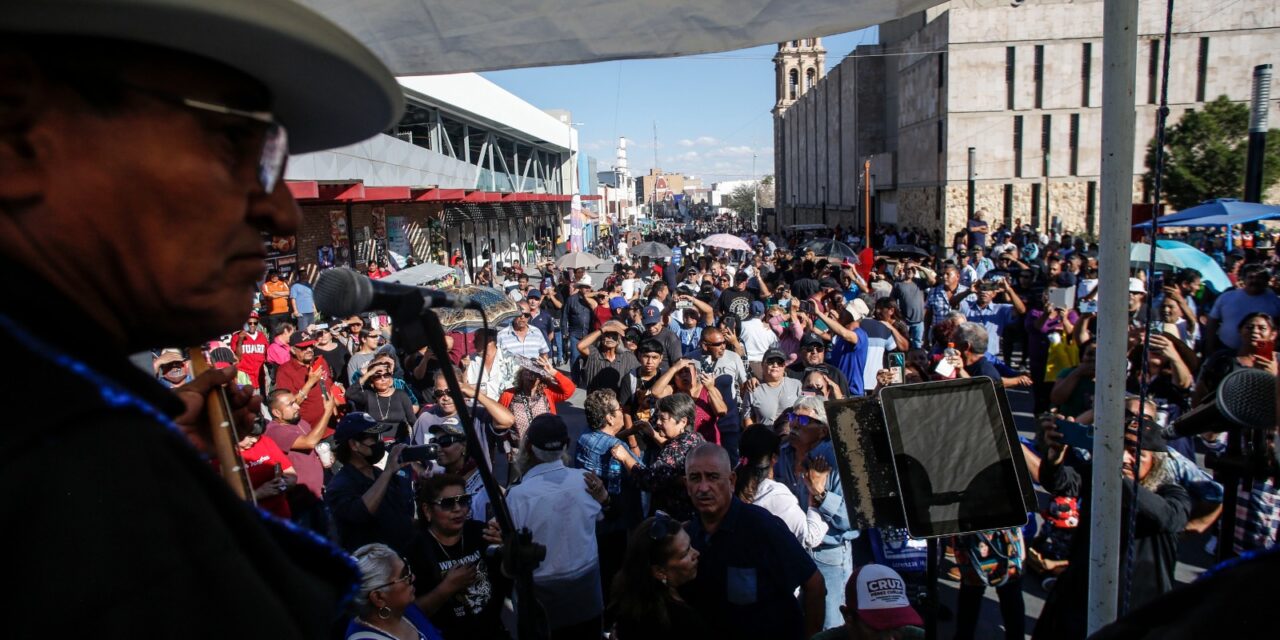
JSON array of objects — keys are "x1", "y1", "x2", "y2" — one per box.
[{"x1": 300, "y1": 0, "x2": 944, "y2": 75}]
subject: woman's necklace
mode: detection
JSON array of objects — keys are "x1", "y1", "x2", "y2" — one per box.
[
  {"x1": 356, "y1": 615, "x2": 421, "y2": 640},
  {"x1": 374, "y1": 392, "x2": 391, "y2": 420},
  {"x1": 428, "y1": 527, "x2": 464, "y2": 560}
]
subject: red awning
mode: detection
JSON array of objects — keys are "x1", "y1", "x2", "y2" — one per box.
[{"x1": 287, "y1": 181, "x2": 319, "y2": 200}]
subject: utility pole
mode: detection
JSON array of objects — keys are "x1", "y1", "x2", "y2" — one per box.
[
  {"x1": 1244, "y1": 64, "x2": 1272, "y2": 203},
  {"x1": 967, "y1": 147, "x2": 976, "y2": 219},
  {"x1": 863, "y1": 159, "x2": 872, "y2": 247},
  {"x1": 652, "y1": 120, "x2": 659, "y2": 219},
  {"x1": 752, "y1": 153, "x2": 760, "y2": 231}
]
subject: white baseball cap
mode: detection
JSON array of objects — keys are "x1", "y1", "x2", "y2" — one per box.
[
  {"x1": 576, "y1": 274, "x2": 593, "y2": 287},
  {"x1": 1128, "y1": 277, "x2": 1147, "y2": 294},
  {"x1": 846, "y1": 564, "x2": 923, "y2": 631}
]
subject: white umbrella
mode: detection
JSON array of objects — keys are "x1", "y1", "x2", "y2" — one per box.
[
  {"x1": 378, "y1": 262, "x2": 454, "y2": 286},
  {"x1": 702, "y1": 234, "x2": 752, "y2": 251},
  {"x1": 554, "y1": 251, "x2": 602, "y2": 270}
]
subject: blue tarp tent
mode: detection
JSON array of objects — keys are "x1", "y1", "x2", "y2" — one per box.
[{"x1": 1134, "y1": 198, "x2": 1280, "y2": 228}]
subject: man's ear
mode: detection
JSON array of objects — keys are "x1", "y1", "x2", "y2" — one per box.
[{"x1": 0, "y1": 52, "x2": 51, "y2": 206}]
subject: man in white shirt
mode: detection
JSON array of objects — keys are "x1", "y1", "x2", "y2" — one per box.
[
  {"x1": 495, "y1": 301, "x2": 550, "y2": 359},
  {"x1": 740, "y1": 300, "x2": 780, "y2": 378},
  {"x1": 505, "y1": 415, "x2": 609, "y2": 637}
]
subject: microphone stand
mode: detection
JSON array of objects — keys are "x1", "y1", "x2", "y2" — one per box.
[{"x1": 389, "y1": 300, "x2": 548, "y2": 640}]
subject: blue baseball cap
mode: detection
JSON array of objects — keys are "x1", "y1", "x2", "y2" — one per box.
[
  {"x1": 333, "y1": 412, "x2": 392, "y2": 443},
  {"x1": 609, "y1": 296, "x2": 629, "y2": 311},
  {"x1": 641, "y1": 305, "x2": 662, "y2": 325}
]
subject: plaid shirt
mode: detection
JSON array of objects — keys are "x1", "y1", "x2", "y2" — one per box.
[
  {"x1": 927, "y1": 284, "x2": 964, "y2": 325},
  {"x1": 1235, "y1": 478, "x2": 1279, "y2": 555}
]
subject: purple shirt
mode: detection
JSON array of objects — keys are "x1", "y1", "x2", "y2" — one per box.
[
  {"x1": 1025, "y1": 308, "x2": 1079, "y2": 375},
  {"x1": 264, "y1": 419, "x2": 325, "y2": 499}
]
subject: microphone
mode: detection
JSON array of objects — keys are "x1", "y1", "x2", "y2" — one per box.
[
  {"x1": 1172, "y1": 368, "x2": 1275, "y2": 437},
  {"x1": 314, "y1": 268, "x2": 478, "y2": 319}
]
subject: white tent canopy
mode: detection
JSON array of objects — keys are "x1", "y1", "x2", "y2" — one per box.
[{"x1": 301, "y1": 0, "x2": 943, "y2": 75}]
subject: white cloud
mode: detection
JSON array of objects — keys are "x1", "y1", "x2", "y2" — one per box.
[
  {"x1": 694, "y1": 135, "x2": 718, "y2": 146},
  {"x1": 677, "y1": 138, "x2": 695, "y2": 147}
]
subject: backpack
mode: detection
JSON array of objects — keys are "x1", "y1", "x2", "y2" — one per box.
[{"x1": 955, "y1": 527, "x2": 1024, "y2": 587}]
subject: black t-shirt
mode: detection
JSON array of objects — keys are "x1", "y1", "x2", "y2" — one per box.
[
  {"x1": 405, "y1": 520, "x2": 510, "y2": 639},
  {"x1": 347, "y1": 389, "x2": 417, "y2": 439},
  {"x1": 314, "y1": 342, "x2": 350, "y2": 383},
  {"x1": 717, "y1": 289, "x2": 757, "y2": 322},
  {"x1": 964, "y1": 357, "x2": 1003, "y2": 383}
]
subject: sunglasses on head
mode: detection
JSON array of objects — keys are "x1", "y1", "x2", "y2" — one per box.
[
  {"x1": 648, "y1": 511, "x2": 680, "y2": 540},
  {"x1": 431, "y1": 494, "x2": 473, "y2": 511}
]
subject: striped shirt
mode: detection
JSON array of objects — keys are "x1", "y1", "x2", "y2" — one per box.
[{"x1": 496, "y1": 325, "x2": 550, "y2": 359}]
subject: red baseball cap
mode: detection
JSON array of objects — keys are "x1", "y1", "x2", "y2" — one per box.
[{"x1": 846, "y1": 564, "x2": 923, "y2": 631}]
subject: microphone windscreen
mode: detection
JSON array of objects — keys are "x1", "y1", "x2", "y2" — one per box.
[
  {"x1": 1218, "y1": 368, "x2": 1276, "y2": 429},
  {"x1": 315, "y1": 268, "x2": 372, "y2": 318}
]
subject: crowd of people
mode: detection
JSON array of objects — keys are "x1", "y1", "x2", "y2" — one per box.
[
  {"x1": 12, "y1": 2, "x2": 1274, "y2": 639},
  {"x1": 137, "y1": 205, "x2": 1276, "y2": 639}
]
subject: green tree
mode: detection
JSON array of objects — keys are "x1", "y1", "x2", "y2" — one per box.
[
  {"x1": 759, "y1": 175, "x2": 775, "y2": 208},
  {"x1": 723, "y1": 184, "x2": 758, "y2": 218},
  {"x1": 1143, "y1": 95, "x2": 1280, "y2": 211}
]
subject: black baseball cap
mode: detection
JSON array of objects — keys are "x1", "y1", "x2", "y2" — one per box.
[
  {"x1": 333, "y1": 412, "x2": 392, "y2": 444},
  {"x1": 527, "y1": 414, "x2": 569, "y2": 452}
]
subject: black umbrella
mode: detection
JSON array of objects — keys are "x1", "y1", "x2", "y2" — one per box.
[
  {"x1": 880, "y1": 244, "x2": 930, "y2": 260},
  {"x1": 804, "y1": 238, "x2": 860, "y2": 263},
  {"x1": 631, "y1": 241, "x2": 673, "y2": 259}
]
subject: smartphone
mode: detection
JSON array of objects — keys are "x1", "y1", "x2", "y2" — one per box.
[
  {"x1": 400, "y1": 443, "x2": 442, "y2": 465},
  {"x1": 1079, "y1": 299, "x2": 1098, "y2": 314},
  {"x1": 1148, "y1": 320, "x2": 1165, "y2": 336},
  {"x1": 887, "y1": 352, "x2": 906, "y2": 384},
  {"x1": 1257, "y1": 339, "x2": 1275, "y2": 360},
  {"x1": 1055, "y1": 419, "x2": 1095, "y2": 451},
  {"x1": 800, "y1": 300, "x2": 816, "y2": 315}
]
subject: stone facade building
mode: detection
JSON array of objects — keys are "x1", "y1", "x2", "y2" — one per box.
[{"x1": 773, "y1": 0, "x2": 1280, "y2": 242}]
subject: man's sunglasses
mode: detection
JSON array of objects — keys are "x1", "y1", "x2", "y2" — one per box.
[
  {"x1": 702, "y1": 341, "x2": 726, "y2": 348},
  {"x1": 431, "y1": 494, "x2": 474, "y2": 511},
  {"x1": 120, "y1": 83, "x2": 288, "y2": 194},
  {"x1": 789, "y1": 414, "x2": 817, "y2": 427}
]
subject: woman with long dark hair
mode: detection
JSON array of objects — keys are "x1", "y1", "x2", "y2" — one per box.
[
  {"x1": 734, "y1": 426, "x2": 827, "y2": 549},
  {"x1": 610, "y1": 513, "x2": 707, "y2": 639}
]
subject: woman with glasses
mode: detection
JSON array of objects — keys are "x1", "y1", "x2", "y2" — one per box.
[
  {"x1": 348, "y1": 542, "x2": 445, "y2": 640},
  {"x1": 314, "y1": 323, "x2": 351, "y2": 385},
  {"x1": 735, "y1": 426, "x2": 828, "y2": 550},
  {"x1": 609, "y1": 513, "x2": 708, "y2": 639},
  {"x1": 406, "y1": 475, "x2": 510, "y2": 639},
  {"x1": 348, "y1": 359, "x2": 419, "y2": 441}
]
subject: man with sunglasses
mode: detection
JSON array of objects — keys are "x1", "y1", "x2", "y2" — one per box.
[
  {"x1": 0, "y1": 2, "x2": 403, "y2": 633},
  {"x1": 412, "y1": 370, "x2": 513, "y2": 495},
  {"x1": 578, "y1": 319, "x2": 641, "y2": 397},
  {"x1": 688, "y1": 327, "x2": 750, "y2": 461},
  {"x1": 273, "y1": 330, "x2": 335, "y2": 431},
  {"x1": 496, "y1": 300, "x2": 550, "y2": 360}
]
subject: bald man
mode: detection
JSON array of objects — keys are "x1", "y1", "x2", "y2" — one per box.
[{"x1": 681, "y1": 443, "x2": 826, "y2": 639}]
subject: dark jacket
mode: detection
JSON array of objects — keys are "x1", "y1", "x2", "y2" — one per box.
[
  {"x1": 0, "y1": 258, "x2": 357, "y2": 638},
  {"x1": 1032, "y1": 453, "x2": 1191, "y2": 640}
]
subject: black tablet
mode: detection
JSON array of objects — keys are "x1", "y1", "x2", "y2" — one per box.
[{"x1": 879, "y1": 377, "x2": 1033, "y2": 538}]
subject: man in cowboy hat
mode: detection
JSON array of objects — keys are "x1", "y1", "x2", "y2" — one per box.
[{"x1": 0, "y1": 1, "x2": 402, "y2": 635}]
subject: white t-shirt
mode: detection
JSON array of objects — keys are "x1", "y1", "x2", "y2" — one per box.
[{"x1": 740, "y1": 318, "x2": 779, "y2": 363}]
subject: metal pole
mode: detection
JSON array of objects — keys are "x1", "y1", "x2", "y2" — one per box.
[
  {"x1": 1244, "y1": 64, "x2": 1272, "y2": 203},
  {"x1": 753, "y1": 153, "x2": 760, "y2": 231},
  {"x1": 864, "y1": 159, "x2": 872, "y2": 246},
  {"x1": 1089, "y1": 0, "x2": 1139, "y2": 633},
  {"x1": 967, "y1": 147, "x2": 976, "y2": 219}
]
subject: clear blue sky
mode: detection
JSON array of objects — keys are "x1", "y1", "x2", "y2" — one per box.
[{"x1": 480, "y1": 26, "x2": 878, "y2": 185}]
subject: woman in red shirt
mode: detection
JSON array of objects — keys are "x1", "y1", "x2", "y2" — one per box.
[{"x1": 498, "y1": 356, "x2": 577, "y2": 447}]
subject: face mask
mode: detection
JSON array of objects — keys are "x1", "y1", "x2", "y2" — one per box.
[{"x1": 364, "y1": 440, "x2": 386, "y2": 464}]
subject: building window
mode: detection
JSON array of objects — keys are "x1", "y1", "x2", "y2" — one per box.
[
  {"x1": 1086, "y1": 181, "x2": 1098, "y2": 235},
  {"x1": 938, "y1": 53, "x2": 946, "y2": 87},
  {"x1": 1147, "y1": 39, "x2": 1160, "y2": 105},
  {"x1": 1081, "y1": 43, "x2": 1092, "y2": 107},
  {"x1": 1034, "y1": 45, "x2": 1044, "y2": 109},
  {"x1": 1006, "y1": 47, "x2": 1016, "y2": 110},
  {"x1": 1041, "y1": 114, "x2": 1052, "y2": 175},
  {"x1": 789, "y1": 68, "x2": 799, "y2": 100},
  {"x1": 1003, "y1": 184, "x2": 1015, "y2": 227},
  {"x1": 1196, "y1": 37, "x2": 1210, "y2": 102},
  {"x1": 806, "y1": 68, "x2": 816, "y2": 91},
  {"x1": 1031, "y1": 183, "x2": 1042, "y2": 229},
  {"x1": 1069, "y1": 113, "x2": 1080, "y2": 176},
  {"x1": 937, "y1": 120, "x2": 944, "y2": 154},
  {"x1": 1013, "y1": 116, "x2": 1024, "y2": 178}
]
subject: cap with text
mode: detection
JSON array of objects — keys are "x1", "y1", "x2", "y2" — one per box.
[{"x1": 846, "y1": 564, "x2": 923, "y2": 631}]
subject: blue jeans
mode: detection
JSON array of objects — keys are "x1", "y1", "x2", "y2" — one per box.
[
  {"x1": 907, "y1": 321, "x2": 925, "y2": 350},
  {"x1": 812, "y1": 543, "x2": 853, "y2": 630},
  {"x1": 296, "y1": 312, "x2": 315, "y2": 332}
]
